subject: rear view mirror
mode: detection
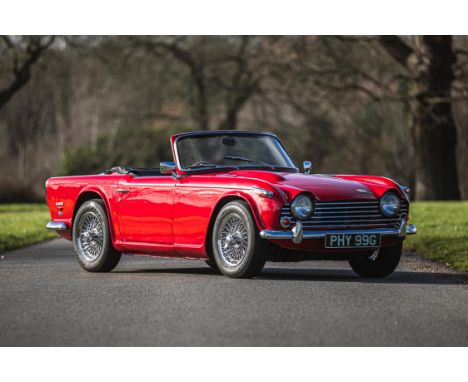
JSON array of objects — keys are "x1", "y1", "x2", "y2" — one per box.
[{"x1": 303, "y1": 161, "x2": 312, "y2": 175}]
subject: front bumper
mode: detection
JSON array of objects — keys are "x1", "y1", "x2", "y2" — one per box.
[
  {"x1": 46, "y1": 221, "x2": 68, "y2": 230},
  {"x1": 259, "y1": 218, "x2": 417, "y2": 245}
]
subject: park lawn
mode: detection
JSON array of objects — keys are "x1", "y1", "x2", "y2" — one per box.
[
  {"x1": 0, "y1": 204, "x2": 55, "y2": 253},
  {"x1": 406, "y1": 201, "x2": 468, "y2": 272}
]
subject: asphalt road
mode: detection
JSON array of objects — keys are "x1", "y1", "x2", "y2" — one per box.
[{"x1": 0, "y1": 239, "x2": 467, "y2": 346}]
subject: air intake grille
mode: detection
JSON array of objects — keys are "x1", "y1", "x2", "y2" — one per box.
[{"x1": 280, "y1": 200, "x2": 408, "y2": 230}]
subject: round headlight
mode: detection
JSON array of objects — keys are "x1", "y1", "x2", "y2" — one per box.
[
  {"x1": 291, "y1": 194, "x2": 314, "y2": 220},
  {"x1": 380, "y1": 192, "x2": 400, "y2": 217}
]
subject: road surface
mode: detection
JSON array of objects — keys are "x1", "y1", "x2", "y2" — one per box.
[{"x1": 0, "y1": 239, "x2": 466, "y2": 346}]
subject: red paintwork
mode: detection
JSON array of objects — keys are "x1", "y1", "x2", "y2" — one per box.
[{"x1": 46, "y1": 132, "x2": 408, "y2": 259}]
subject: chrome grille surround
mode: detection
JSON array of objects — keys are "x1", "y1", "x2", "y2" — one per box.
[{"x1": 280, "y1": 199, "x2": 409, "y2": 230}]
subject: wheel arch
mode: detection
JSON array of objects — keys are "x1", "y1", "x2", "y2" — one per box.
[
  {"x1": 73, "y1": 189, "x2": 117, "y2": 243},
  {"x1": 204, "y1": 194, "x2": 261, "y2": 261}
]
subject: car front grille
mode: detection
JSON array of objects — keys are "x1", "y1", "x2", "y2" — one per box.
[{"x1": 280, "y1": 199, "x2": 408, "y2": 230}]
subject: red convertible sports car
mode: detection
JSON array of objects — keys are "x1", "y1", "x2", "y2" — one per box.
[{"x1": 46, "y1": 130, "x2": 417, "y2": 278}]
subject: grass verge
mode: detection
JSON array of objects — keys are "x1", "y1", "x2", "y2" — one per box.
[
  {"x1": 0, "y1": 204, "x2": 55, "y2": 253},
  {"x1": 406, "y1": 201, "x2": 468, "y2": 272}
]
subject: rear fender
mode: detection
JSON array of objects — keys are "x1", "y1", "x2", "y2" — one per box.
[{"x1": 73, "y1": 186, "x2": 120, "y2": 244}]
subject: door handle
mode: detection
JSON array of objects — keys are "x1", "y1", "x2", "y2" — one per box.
[{"x1": 116, "y1": 189, "x2": 130, "y2": 194}]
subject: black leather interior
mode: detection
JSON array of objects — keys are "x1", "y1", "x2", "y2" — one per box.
[
  {"x1": 129, "y1": 168, "x2": 165, "y2": 176},
  {"x1": 104, "y1": 167, "x2": 168, "y2": 176}
]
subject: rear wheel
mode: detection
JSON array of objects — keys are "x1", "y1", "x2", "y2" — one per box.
[
  {"x1": 73, "y1": 199, "x2": 121, "y2": 272},
  {"x1": 348, "y1": 242, "x2": 402, "y2": 278},
  {"x1": 212, "y1": 201, "x2": 266, "y2": 278}
]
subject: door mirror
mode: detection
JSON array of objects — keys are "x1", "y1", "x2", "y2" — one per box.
[
  {"x1": 303, "y1": 161, "x2": 311, "y2": 175},
  {"x1": 160, "y1": 161, "x2": 177, "y2": 175}
]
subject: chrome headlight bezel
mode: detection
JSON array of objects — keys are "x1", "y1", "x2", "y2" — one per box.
[
  {"x1": 291, "y1": 194, "x2": 314, "y2": 220},
  {"x1": 380, "y1": 192, "x2": 401, "y2": 217}
]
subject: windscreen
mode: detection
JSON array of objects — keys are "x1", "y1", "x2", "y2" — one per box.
[{"x1": 176, "y1": 134, "x2": 296, "y2": 171}]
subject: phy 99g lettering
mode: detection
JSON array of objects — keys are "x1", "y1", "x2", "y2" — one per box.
[{"x1": 325, "y1": 233, "x2": 381, "y2": 248}]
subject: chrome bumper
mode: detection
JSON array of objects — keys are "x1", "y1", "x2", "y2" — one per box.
[
  {"x1": 46, "y1": 221, "x2": 68, "y2": 231},
  {"x1": 259, "y1": 219, "x2": 417, "y2": 245}
]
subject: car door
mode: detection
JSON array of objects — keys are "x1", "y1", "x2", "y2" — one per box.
[
  {"x1": 172, "y1": 174, "x2": 224, "y2": 253},
  {"x1": 116, "y1": 175, "x2": 175, "y2": 244}
]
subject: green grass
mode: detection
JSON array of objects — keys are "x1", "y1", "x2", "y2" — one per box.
[
  {"x1": 406, "y1": 201, "x2": 468, "y2": 272},
  {"x1": 0, "y1": 204, "x2": 55, "y2": 253}
]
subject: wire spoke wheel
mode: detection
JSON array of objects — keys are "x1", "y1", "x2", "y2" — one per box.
[
  {"x1": 77, "y1": 211, "x2": 104, "y2": 262},
  {"x1": 212, "y1": 201, "x2": 266, "y2": 278},
  {"x1": 217, "y1": 213, "x2": 249, "y2": 267}
]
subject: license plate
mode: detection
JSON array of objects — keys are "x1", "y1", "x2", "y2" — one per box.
[{"x1": 325, "y1": 233, "x2": 381, "y2": 248}]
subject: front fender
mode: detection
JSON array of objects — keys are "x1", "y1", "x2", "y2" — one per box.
[
  {"x1": 210, "y1": 187, "x2": 285, "y2": 232},
  {"x1": 333, "y1": 175, "x2": 408, "y2": 200}
]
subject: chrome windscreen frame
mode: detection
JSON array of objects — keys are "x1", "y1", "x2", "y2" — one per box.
[{"x1": 173, "y1": 130, "x2": 299, "y2": 173}]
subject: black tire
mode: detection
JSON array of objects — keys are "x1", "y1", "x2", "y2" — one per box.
[
  {"x1": 212, "y1": 201, "x2": 266, "y2": 278},
  {"x1": 204, "y1": 260, "x2": 220, "y2": 272},
  {"x1": 72, "y1": 199, "x2": 121, "y2": 272},
  {"x1": 348, "y1": 242, "x2": 403, "y2": 278}
]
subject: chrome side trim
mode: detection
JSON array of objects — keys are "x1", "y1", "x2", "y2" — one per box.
[
  {"x1": 252, "y1": 186, "x2": 274, "y2": 198},
  {"x1": 46, "y1": 221, "x2": 68, "y2": 231}
]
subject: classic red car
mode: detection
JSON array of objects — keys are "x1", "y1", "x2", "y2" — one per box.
[{"x1": 46, "y1": 130, "x2": 416, "y2": 278}]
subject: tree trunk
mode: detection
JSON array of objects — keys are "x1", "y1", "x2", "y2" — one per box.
[
  {"x1": 411, "y1": 36, "x2": 460, "y2": 200},
  {"x1": 218, "y1": 91, "x2": 251, "y2": 130},
  {"x1": 191, "y1": 66, "x2": 209, "y2": 130}
]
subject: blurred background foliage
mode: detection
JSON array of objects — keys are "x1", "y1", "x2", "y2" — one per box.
[
  {"x1": 59, "y1": 126, "x2": 178, "y2": 175},
  {"x1": 1, "y1": 36, "x2": 467, "y2": 201}
]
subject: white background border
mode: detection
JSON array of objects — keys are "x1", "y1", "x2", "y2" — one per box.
[
  {"x1": 0, "y1": 347, "x2": 466, "y2": 381},
  {"x1": 1, "y1": 1, "x2": 467, "y2": 380},
  {"x1": 1, "y1": 0, "x2": 468, "y2": 35}
]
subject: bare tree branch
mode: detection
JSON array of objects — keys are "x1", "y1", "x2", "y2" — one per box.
[
  {"x1": 378, "y1": 36, "x2": 414, "y2": 69},
  {"x1": 137, "y1": 37, "x2": 210, "y2": 130},
  {"x1": 0, "y1": 36, "x2": 55, "y2": 111}
]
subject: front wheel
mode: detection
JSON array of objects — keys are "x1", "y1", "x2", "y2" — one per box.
[
  {"x1": 348, "y1": 242, "x2": 403, "y2": 278},
  {"x1": 204, "y1": 260, "x2": 220, "y2": 272},
  {"x1": 212, "y1": 201, "x2": 266, "y2": 278},
  {"x1": 73, "y1": 199, "x2": 121, "y2": 272}
]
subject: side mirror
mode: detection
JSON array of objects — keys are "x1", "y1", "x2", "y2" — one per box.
[
  {"x1": 303, "y1": 161, "x2": 312, "y2": 175},
  {"x1": 160, "y1": 161, "x2": 177, "y2": 175}
]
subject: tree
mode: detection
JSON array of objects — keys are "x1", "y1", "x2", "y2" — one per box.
[
  {"x1": 281, "y1": 36, "x2": 462, "y2": 200},
  {"x1": 2, "y1": 35, "x2": 467, "y2": 202},
  {"x1": 131, "y1": 36, "x2": 263, "y2": 130},
  {"x1": 0, "y1": 36, "x2": 55, "y2": 111},
  {"x1": 378, "y1": 36, "x2": 460, "y2": 200}
]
